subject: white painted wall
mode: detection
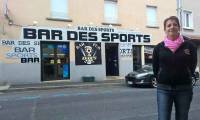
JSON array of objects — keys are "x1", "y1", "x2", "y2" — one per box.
[
  {"x1": 69, "y1": 42, "x2": 106, "y2": 82},
  {"x1": 0, "y1": 63, "x2": 41, "y2": 84}
]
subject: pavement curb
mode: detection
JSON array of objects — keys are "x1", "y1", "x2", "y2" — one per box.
[
  {"x1": 1, "y1": 80, "x2": 124, "y2": 93},
  {"x1": 0, "y1": 85, "x2": 10, "y2": 91}
]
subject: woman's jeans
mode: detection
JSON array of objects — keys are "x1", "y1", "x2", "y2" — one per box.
[{"x1": 157, "y1": 88, "x2": 193, "y2": 120}]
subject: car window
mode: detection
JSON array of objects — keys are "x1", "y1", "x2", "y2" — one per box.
[{"x1": 137, "y1": 66, "x2": 152, "y2": 72}]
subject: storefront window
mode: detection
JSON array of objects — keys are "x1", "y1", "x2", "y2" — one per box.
[
  {"x1": 41, "y1": 42, "x2": 70, "y2": 81},
  {"x1": 144, "y1": 46, "x2": 154, "y2": 65},
  {"x1": 132, "y1": 45, "x2": 142, "y2": 71}
]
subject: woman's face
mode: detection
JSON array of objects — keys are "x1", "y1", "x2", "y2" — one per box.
[{"x1": 165, "y1": 19, "x2": 180, "y2": 40}]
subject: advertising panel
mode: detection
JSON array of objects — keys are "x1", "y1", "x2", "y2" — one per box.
[
  {"x1": 75, "y1": 42, "x2": 101, "y2": 65},
  {"x1": 0, "y1": 39, "x2": 40, "y2": 63}
]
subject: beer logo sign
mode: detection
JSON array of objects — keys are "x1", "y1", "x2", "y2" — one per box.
[{"x1": 75, "y1": 42, "x2": 102, "y2": 65}]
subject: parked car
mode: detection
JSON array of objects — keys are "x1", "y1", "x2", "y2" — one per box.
[
  {"x1": 125, "y1": 65, "x2": 199, "y2": 88},
  {"x1": 192, "y1": 70, "x2": 199, "y2": 86},
  {"x1": 125, "y1": 65, "x2": 157, "y2": 87}
]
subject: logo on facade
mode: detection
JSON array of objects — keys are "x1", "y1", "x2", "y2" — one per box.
[{"x1": 75, "y1": 42, "x2": 101, "y2": 65}]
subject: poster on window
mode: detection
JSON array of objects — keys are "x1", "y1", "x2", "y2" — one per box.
[{"x1": 75, "y1": 42, "x2": 101, "y2": 65}]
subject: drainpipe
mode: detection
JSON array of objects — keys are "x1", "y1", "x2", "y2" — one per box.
[
  {"x1": 141, "y1": 46, "x2": 145, "y2": 66},
  {"x1": 1, "y1": 0, "x2": 8, "y2": 35},
  {"x1": 3, "y1": 0, "x2": 8, "y2": 16},
  {"x1": 2, "y1": 24, "x2": 6, "y2": 35},
  {"x1": 177, "y1": 0, "x2": 183, "y2": 32}
]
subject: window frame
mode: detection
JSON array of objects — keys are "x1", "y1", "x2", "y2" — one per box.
[
  {"x1": 146, "y1": 5, "x2": 158, "y2": 27},
  {"x1": 104, "y1": 0, "x2": 118, "y2": 24},
  {"x1": 50, "y1": 0, "x2": 68, "y2": 19},
  {"x1": 182, "y1": 10, "x2": 193, "y2": 29}
]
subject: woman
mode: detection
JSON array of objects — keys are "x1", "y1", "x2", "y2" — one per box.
[{"x1": 153, "y1": 16, "x2": 197, "y2": 120}]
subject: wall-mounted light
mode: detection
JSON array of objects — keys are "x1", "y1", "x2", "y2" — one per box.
[
  {"x1": 33, "y1": 21, "x2": 38, "y2": 26},
  {"x1": 89, "y1": 22, "x2": 93, "y2": 26},
  {"x1": 8, "y1": 19, "x2": 13, "y2": 25},
  {"x1": 135, "y1": 28, "x2": 139, "y2": 31},
  {"x1": 108, "y1": 24, "x2": 113, "y2": 27},
  {"x1": 67, "y1": 24, "x2": 72, "y2": 27}
]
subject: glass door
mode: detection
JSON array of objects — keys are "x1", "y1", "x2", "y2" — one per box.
[{"x1": 41, "y1": 42, "x2": 70, "y2": 81}]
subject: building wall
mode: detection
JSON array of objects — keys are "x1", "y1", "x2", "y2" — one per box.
[
  {"x1": 0, "y1": 64, "x2": 41, "y2": 84},
  {"x1": 181, "y1": 0, "x2": 200, "y2": 35},
  {"x1": 0, "y1": 0, "x2": 177, "y2": 42},
  {"x1": 0, "y1": 0, "x2": 177, "y2": 84},
  {"x1": 69, "y1": 42, "x2": 106, "y2": 82},
  {"x1": 181, "y1": 0, "x2": 200, "y2": 71}
]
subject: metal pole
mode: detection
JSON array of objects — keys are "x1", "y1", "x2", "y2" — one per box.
[
  {"x1": 177, "y1": 0, "x2": 183, "y2": 32},
  {"x1": 1, "y1": 0, "x2": 8, "y2": 35}
]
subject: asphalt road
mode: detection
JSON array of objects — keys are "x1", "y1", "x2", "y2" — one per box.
[{"x1": 0, "y1": 83, "x2": 200, "y2": 120}]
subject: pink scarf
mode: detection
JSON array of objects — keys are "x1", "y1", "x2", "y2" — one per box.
[{"x1": 163, "y1": 35, "x2": 184, "y2": 53}]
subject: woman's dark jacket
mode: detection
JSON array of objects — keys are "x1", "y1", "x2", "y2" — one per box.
[{"x1": 153, "y1": 40, "x2": 197, "y2": 86}]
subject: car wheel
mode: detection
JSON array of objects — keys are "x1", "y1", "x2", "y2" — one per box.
[
  {"x1": 151, "y1": 77, "x2": 157, "y2": 88},
  {"x1": 192, "y1": 77, "x2": 196, "y2": 86}
]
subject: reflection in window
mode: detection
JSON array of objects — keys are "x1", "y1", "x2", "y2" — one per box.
[
  {"x1": 41, "y1": 42, "x2": 70, "y2": 81},
  {"x1": 50, "y1": 0, "x2": 68, "y2": 19},
  {"x1": 133, "y1": 46, "x2": 141, "y2": 71},
  {"x1": 144, "y1": 46, "x2": 154, "y2": 65},
  {"x1": 146, "y1": 6, "x2": 157, "y2": 26},
  {"x1": 183, "y1": 10, "x2": 193, "y2": 29},
  {"x1": 104, "y1": 0, "x2": 118, "y2": 23}
]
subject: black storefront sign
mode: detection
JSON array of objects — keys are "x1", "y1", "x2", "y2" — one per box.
[{"x1": 75, "y1": 42, "x2": 101, "y2": 65}]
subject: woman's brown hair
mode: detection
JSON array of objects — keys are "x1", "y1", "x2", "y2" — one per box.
[{"x1": 163, "y1": 16, "x2": 180, "y2": 30}]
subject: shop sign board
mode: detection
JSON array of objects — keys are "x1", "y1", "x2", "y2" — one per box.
[
  {"x1": 119, "y1": 43, "x2": 133, "y2": 57},
  {"x1": 0, "y1": 39, "x2": 40, "y2": 63},
  {"x1": 75, "y1": 42, "x2": 101, "y2": 65},
  {"x1": 21, "y1": 26, "x2": 151, "y2": 44}
]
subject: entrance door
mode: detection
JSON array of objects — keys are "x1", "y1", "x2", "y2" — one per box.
[
  {"x1": 105, "y1": 43, "x2": 119, "y2": 76},
  {"x1": 41, "y1": 42, "x2": 70, "y2": 81},
  {"x1": 132, "y1": 45, "x2": 142, "y2": 71}
]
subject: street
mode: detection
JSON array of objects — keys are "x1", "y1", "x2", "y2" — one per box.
[{"x1": 0, "y1": 83, "x2": 200, "y2": 120}]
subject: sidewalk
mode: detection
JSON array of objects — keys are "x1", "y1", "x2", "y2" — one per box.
[{"x1": 0, "y1": 79, "x2": 124, "y2": 92}]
